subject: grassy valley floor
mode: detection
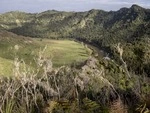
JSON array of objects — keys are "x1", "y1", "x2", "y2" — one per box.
[{"x1": 0, "y1": 38, "x2": 91, "y2": 76}]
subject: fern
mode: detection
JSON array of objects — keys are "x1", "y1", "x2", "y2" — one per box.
[{"x1": 82, "y1": 98, "x2": 101, "y2": 113}]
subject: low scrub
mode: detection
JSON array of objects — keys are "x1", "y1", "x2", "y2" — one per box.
[{"x1": 0, "y1": 48, "x2": 149, "y2": 113}]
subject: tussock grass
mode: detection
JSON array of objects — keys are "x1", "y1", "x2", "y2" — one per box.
[{"x1": 0, "y1": 49, "x2": 118, "y2": 113}]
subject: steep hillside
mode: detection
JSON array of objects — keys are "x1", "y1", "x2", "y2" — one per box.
[
  {"x1": 1, "y1": 5, "x2": 149, "y2": 76},
  {"x1": 0, "y1": 30, "x2": 36, "y2": 75},
  {"x1": 0, "y1": 11, "x2": 35, "y2": 29},
  {"x1": 0, "y1": 4, "x2": 150, "y2": 113}
]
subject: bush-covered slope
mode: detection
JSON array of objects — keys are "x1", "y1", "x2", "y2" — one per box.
[
  {"x1": 0, "y1": 4, "x2": 150, "y2": 113},
  {"x1": 1, "y1": 4, "x2": 149, "y2": 76}
]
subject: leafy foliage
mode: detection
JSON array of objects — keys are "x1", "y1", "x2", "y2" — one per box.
[
  {"x1": 1, "y1": 5, "x2": 149, "y2": 75},
  {"x1": 0, "y1": 4, "x2": 150, "y2": 113}
]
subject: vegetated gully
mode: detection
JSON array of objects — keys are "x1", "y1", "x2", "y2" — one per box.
[{"x1": 75, "y1": 39, "x2": 108, "y2": 59}]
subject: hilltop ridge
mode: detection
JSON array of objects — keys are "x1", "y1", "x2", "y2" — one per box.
[
  {"x1": 0, "y1": 4, "x2": 150, "y2": 76},
  {"x1": 0, "y1": 4, "x2": 150, "y2": 113}
]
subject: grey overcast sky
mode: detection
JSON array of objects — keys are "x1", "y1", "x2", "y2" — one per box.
[{"x1": 0, "y1": 0, "x2": 150, "y2": 13}]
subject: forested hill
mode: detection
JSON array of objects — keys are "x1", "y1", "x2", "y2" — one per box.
[
  {"x1": 1, "y1": 5, "x2": 149, "y2": 39},
  {"x1": 0, "y1": 4, "x2": 150, "y2": 76},
  {"x1": 0, "y1": 4, "x2": 150, "y2": 112}
]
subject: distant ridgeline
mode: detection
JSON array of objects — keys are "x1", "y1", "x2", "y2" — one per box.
[{"x1": 0, "y1": 4, "x2": 150, "y2": 75}]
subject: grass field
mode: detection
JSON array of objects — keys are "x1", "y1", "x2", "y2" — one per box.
[
  {"x1": 0, "y1": 37, "x2": 91, "y2": 76},
  {"x1": 38, "y1": 39, "x2": 91, "y2": 66}
]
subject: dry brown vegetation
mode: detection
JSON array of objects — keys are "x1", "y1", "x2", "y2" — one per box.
[
  {"x1": 0, "y1": 46, "x2": 121, "y2": 113},
  {"x1": 0, "y1": 44, "x2": 149, "y2": 113}
]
